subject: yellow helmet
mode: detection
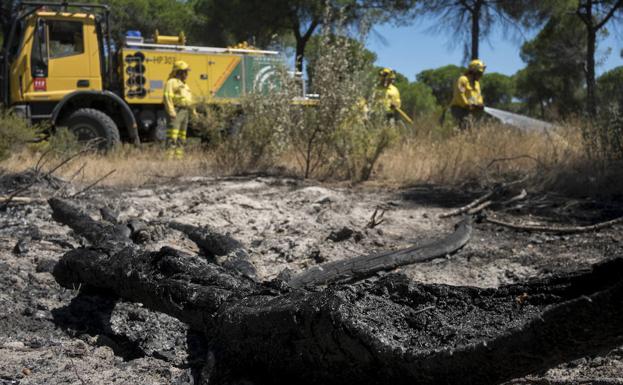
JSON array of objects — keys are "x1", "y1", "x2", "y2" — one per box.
[
  {"x1": 379, "y1": 67, "x2": 396, "y2": 80},
  {"x1": 468, "y1": 59, "x2": 486, "y2": 74},
  {"x1": 173, "y1": 60, "x2": 190, "y2": 72}
]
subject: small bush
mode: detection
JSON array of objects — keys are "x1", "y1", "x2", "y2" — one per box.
[
  {"x1": 580, "y1": 103, "x2": 623, "y2": 162},
  {"x1": 196, "y1": 67, "x2": 298, "y2": 174},
  {"x1": 289, "y1": 12, "x2": 398, "y2": 181},
  {"x1": 46, "y1": 127, "x2": 82, "y2": 155},
  {"x1": 0, "y1": 110, "x2": 38, "y2": 161},
  {"x1": 331, "y1": 110, "x2": 399, "y2": 181}
]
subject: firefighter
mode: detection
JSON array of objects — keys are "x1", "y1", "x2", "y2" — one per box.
[
  {"x1": 450, "y1": 59, "x2": 486, "y2": 130},
  {"x1": 164, "y1": 60, "x2": 195, "y2": 160},
  {"x1": 375, "y1": 68, "x2": 401, "y2": 123}
]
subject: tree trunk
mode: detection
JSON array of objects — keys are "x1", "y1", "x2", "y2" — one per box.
[
  {"x1": 577, "y1": 0, "x2": 623, "y2": 119},
  {"x1": 470, "y1": 1, "x2": 482, "y2": 60},
  {"x1": 292, "y1": 17, "x2": 319, "y2": 74},
  {"x1": 295, "y1": 36, "x2": 306, "y2": 73},
  {"x1": 586, "y1": 28, "x2": 597, "y2": 118},
  {"x1": 48, "y1": 198, "x2": 623, "y2": 385}
]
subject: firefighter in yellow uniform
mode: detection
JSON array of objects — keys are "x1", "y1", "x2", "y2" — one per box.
[
  {"x1": 450, "y1": 59, "x2": 486, "y2": 130},
  {"x1": 164, "y1": 60, "x2": 196, "y2": 159},
  {"x1": 375, "y1": 68, "x2": 401, "y2": 123}
]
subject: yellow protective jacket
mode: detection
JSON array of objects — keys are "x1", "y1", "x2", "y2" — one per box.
[
  {"x1": 163, "y1": 77, "x2": 194, "y2": 117},
  {"x1": 451, "y1": 75, "x2": 483, "y2": 109},
  {"x1": 375, "y1": 84, "x2": 401, "y2": 113}
]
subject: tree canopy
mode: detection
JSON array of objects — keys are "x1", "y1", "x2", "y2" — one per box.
[
  {"x1": 515, "y1": 15, "x2": 586, "y2": 118},
  {"x1": 416, "y1": 65, "x2": 464, "y2": 106}
]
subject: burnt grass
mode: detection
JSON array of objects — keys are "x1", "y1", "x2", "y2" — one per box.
[{"x1": 1, "y1": 174, "x2": 623, "y2": 384}]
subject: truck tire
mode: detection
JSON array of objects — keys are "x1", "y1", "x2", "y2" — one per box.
[{"x1": 64, "y1": 108, "x2": 121, "y2": 150}]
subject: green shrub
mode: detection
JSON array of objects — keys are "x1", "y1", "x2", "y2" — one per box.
[
  {"x1": 196, "y1": 9, "x2": 399, "y2": 182},
  {"x1": 197, "y1": 67, "x2": 298, "y2": 174},
  {"x1": 46, "y1": 127, "x2": 82, "y2": 155},
  {"x1": 592, "y1": 103, "x2": 623, "y2": 161},
  {"x1": 0, "y1": 110, "x2": 38, "y2": 161}
]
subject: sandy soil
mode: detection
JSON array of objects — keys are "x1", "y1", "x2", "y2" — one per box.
[{"x1": 1, "y1": 174, "x2": 622, "y2": 384}]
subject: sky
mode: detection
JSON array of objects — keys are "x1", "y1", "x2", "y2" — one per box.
[{"x1": 367, "y1": 19, "x2": 623, "y2": 81}]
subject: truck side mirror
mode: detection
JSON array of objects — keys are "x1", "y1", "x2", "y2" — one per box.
[{"x1": 31, "y1": 18, "x2": 48, "y2": 78}]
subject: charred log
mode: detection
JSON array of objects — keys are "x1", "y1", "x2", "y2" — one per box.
[
  {"x1": 49, "y1": 199, "x2": 623, "y2": 385},
  {"x1": 169, "y1": 222, "x2": 256, "y2": 279},
  {"x1": 49, "y1": 198, "x2": 132, "y2": 251},
  {"x1": 289, "y1": 216, "x2": 472, "y2": 288}
]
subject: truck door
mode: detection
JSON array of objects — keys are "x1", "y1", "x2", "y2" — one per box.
[
  {"x1": 11, "y1": 15, "x2": 102, "y2": 104},
  {"x1": 43, "y1": 17, "x2": 102, "y2": 99}
]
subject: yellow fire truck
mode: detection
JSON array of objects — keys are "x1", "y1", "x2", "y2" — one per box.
[{"x1": 0, "y1": 1, "x2": 296, "y2": 148}]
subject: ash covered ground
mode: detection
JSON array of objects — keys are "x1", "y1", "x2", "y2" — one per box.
[{"x1": 1, "y1": 173, "x2": 623, "y2": 384}]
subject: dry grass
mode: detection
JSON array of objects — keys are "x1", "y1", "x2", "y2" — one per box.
[
  {"x1": 376, "y1": 121, "x2": 582, "y2": 185},
  {"x1": 1, "y1": 144, "x2": 212, "y2": 189},
  {"x1": 2, "y1": 120, "x2": 622, "y2": 199}
]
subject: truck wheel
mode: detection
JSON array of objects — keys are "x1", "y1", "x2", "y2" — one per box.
[{"x1": 64, "y1": 108, "x2": 121, "y2": 150}]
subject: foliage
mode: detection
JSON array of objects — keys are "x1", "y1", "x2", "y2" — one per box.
[
  {"x1": 395, "y1": 80, "x2": 441, "y2": 119},
  {"x1": 0, "y1": 110, "x2": 37, "y2": 161},
  {"x1": 197, "y1": 68, "x2": 297, "y2": 174},
  {"x1": 480, "y1": 72, "x2": 515, "y2": 109},
  {"x1": 597, "y1": 66, "x2": 623, "y2": 109},
  {"x1": 289, "y1": 17, "x2": 370, "y2": 179},
  {"x1": 573, "y1": 0, "x2": 623, "y2": 118},
  {"x1": 100, "y1": 0, "x2": 195, "y2": 43},
  {"x1": 416, "y1": 65, "x2": 463, "y2": 107},
  {"x1": 191, "y1": 0, "x2": 417, "y2": 71},
  {"x1": 414, "y1": 0, "x2": 541, "y2": 60},
  {"x1": 306, "y1": 35, "x2": 378, "y2": 91},
  {"x1": 582, "y1": 103, "x2": 623, "y2": 162},
  {"x1": 190, "y1": 0, "x2": 286, "y2": 47},
  {"x1": 46, "y1": 127, "x2": 82, "y2": 155},
  {"x1": 0, "y1": 0, "x2": 17, "y2": 44},
  {"x1": 331, "y1": 109, "x2": 399, "y2": 181},
  {"x1": 515, "y1": 15, "x2": 586, "y2": 119}
]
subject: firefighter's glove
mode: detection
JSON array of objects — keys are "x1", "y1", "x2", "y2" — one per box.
[{"x1": 470, "y1": 104, "x2": 484, "y2": 112}]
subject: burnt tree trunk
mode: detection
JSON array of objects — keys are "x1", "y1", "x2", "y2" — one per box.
[
  {"x1": 49, "y1": 199, "x2": 623, "y2": 385},
  {"x1": 168, "y1": 221, "x2": 257, "y2": 279}
]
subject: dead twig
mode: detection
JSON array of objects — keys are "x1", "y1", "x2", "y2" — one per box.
[
  {"x1": 439, "y1": 177, "x2": 529, "y2": 219},
  {"x1": 467, "y1": 200, "x2": 494, "y2": 215},
  {"x1": 439, "y1": 191, "x2": 494, "y2": 219},
  {"x1": 2, "y1": 147, "x2": 94, "y2": 208},
  {"x1": 0, "y1": 196, "x2": 44, "y2": 204},
  {"x1": 412, "y1": 305, "x2": 436, "y2": 315},
  {"x1": 366, "y1": 207, "x2": 386, "y2": 229},
  {"x1": 500, "y1": 189, "x2": 528, "y2": 205},
  {"x1": 484, "y1": 213, "x2": 623, "y2": 235},
  {"x1": 33, "y1": 148, "x2": 54, "y2": 174},
  {"x1": 45, "y1": 148, "x2": 92, "y2": 177},
  {"x1": 53, "y1": 162, "x2": 88, "y2": 198},
  {"x1": 70, "y1": 169, "x2": 116, "y2": 198}
]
